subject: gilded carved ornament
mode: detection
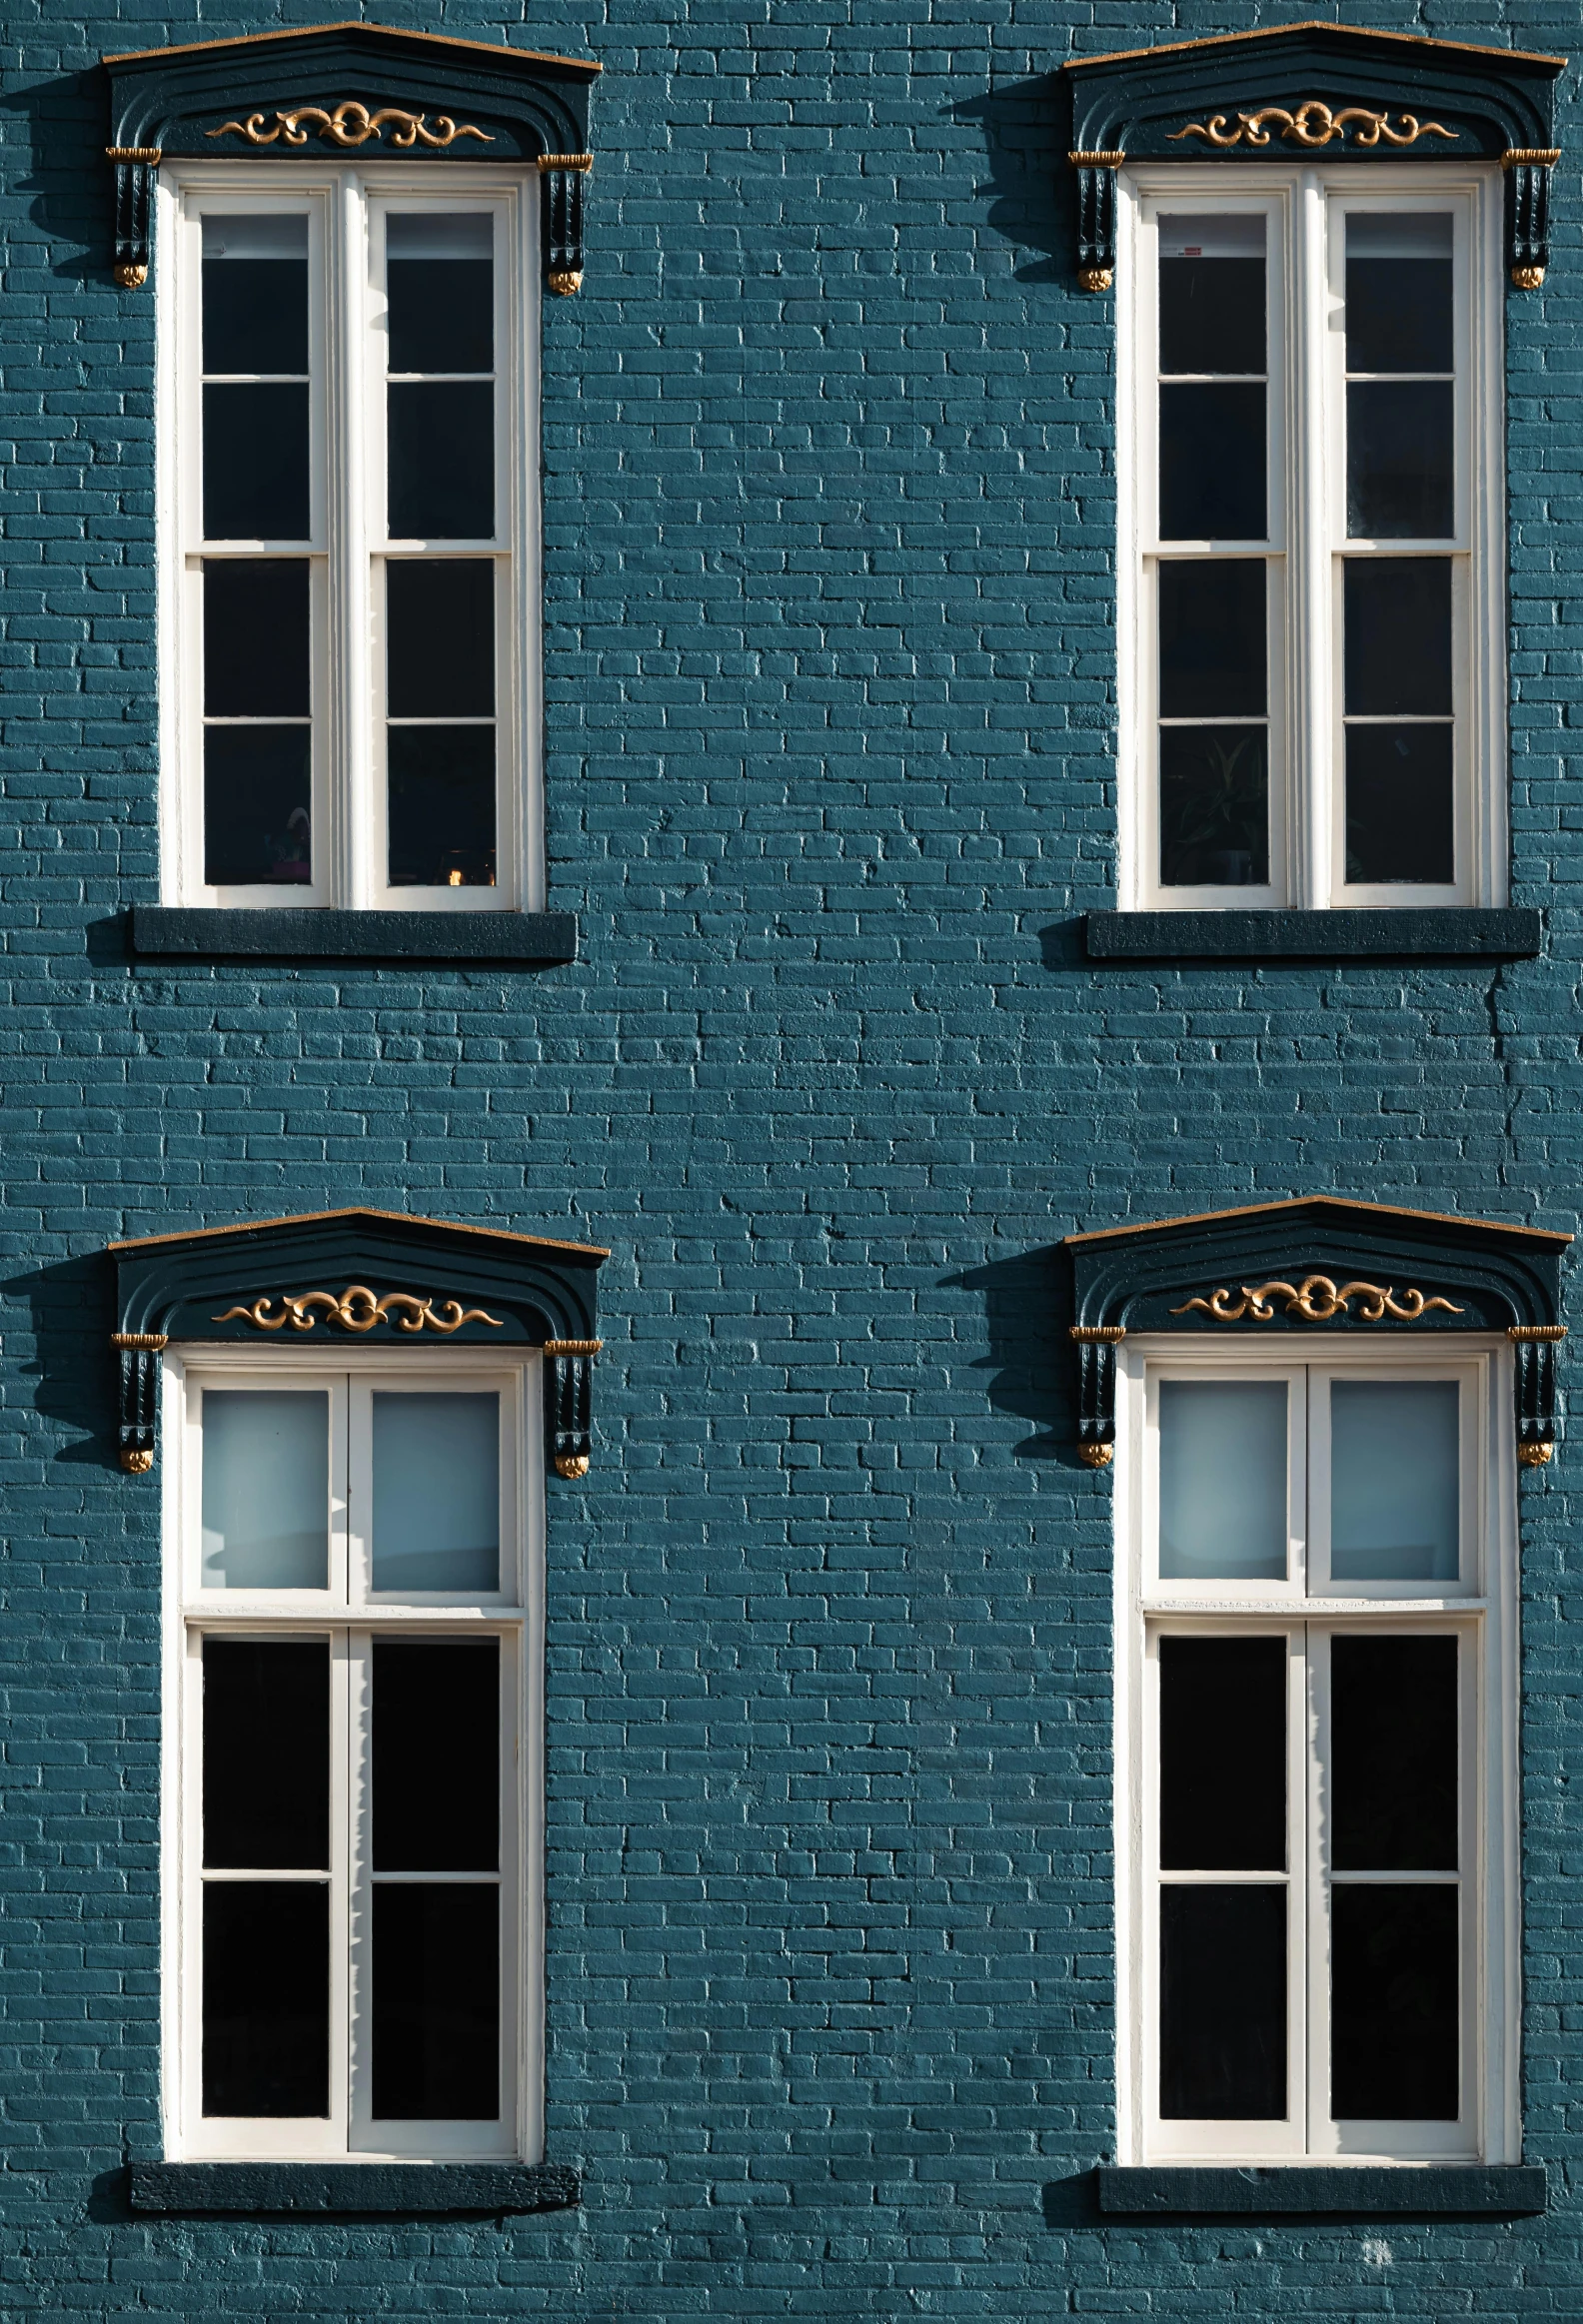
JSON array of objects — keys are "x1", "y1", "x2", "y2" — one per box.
[
  {"x1": 1168, "y1": 99, "x2": 1456, "y2": 150},
  {"x1": 1170, "y1": 1275, "x2": 1464, "y2": 1324},
  {"x1": 207, "y1": 101, "x2": 493, "y2": 149},
  {"x1": 213, "y1": 1285, "x2": 505, "y2": 1334}
]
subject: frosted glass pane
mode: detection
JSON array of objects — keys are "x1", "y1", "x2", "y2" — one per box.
[
  {"x1": 202, "y1": 1391, "x2": 329, "y2": 1590},
  {"x1": 372, "y1": 1394, "x2": 500, "y2": 1593},
  {"x1": 1159, "y1": 1380, "x2": 1288, "y2": 1581},
  {"x1": 1330, "y1": 1381, "x2": 1458, "y2": 1582}
]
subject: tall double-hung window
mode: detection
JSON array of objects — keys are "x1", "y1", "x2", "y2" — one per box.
[
  {"x1": 159, "y1": 172, "x2": 539, "y2": 910},
  {"x1": 1120, "y1": 169, "x2": 1502, "y2": 909}
]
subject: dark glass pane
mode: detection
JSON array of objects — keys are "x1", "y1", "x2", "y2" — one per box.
[
  {"x1": 202, "y1": 216, "x2": 309, "y2": 376},
  {"x1": 1159, "y1": 384, "x2": 1265, "y2": 541},
  {"x1": 204, "y1": 1640, "x2": 330, "y2": 1870},
  {"x1": 388, "y1": 382, "x2": 494, "y2": 541},
  {"x1": 1346, "y1": 214, "x2": 1453, "y2": 376},
  {"x1": 387, "y1": 562, "x2": 494, "y2": 717},
  {"x1": 205, "y1": 562, "x2": 310, "y2": 717},
  {"x1": 1331, "y1": 1883, "x2": 1459, "y2": 2120},
  {"x1": 204, "y1": 384, "x2": 311, "y2": 542},
  {"x1": 1347, "y1": 383, "x2": 1454, "y2": 540},
  {"x1": 1159, "y1": 214, "x2": 1265, "y2": 377},
  {"x1": 1160, "y1": 1637, "x2": 1284, "y2": 1872},
  {"x1": 1344, "y1": 561, "x2": 1452, "y2": 716},
  {"x1": 203, "y1": 1880, "x2": 329, "y2": 2116},
  {"x1": 1344, "y1": 725, "x2": 1453, "y2": 885},
  {"x1": 1331, "y1": 1637, "x2": 1457, "y2": 1872},
  {"x1": 1159, "y1": 561, "x2": 1265, "y2": 717},
  {"x1": 1160, "y1": 1884, "x2": 1285, "y2": 2119},
  {"x1": 204, "y1": 726, "x2": 312, "y2": 886},
  {"x1": 388, "y1": 214, "x2": 493, "y2": 375},
  {"x1": 373, "y1": 1640, "x2": 499, "y2": 1872},
  {"x1": 372, "y1": 1883, "x2": 499, "y2": 2119},
  {"x1": 1159, "y1": 724, "x2": 1268, "y2": 887},
  {"x1": 387, "y1": 724, "x2": 495, "y2": 888}
]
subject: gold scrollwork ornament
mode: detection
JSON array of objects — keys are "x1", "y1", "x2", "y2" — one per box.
[
  {"x1": 1171, "y1": 1275, "x2": 1463, "y2": 1324},
  {"x1": 208, "y1": 102, "x2": 493, "y2": 150},
  {"x1": 214, "y1": 1285, "x2": 505, "y2": 1334},
  {"x1": 1170, "y1": 101, "x2": 1455, "y2": 151}
]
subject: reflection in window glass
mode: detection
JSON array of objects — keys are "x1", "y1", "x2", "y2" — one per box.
[
  {"x1": 1345, "y1": 214, "x2": 1454, "y2": 541},
  {"x1": 386, "y1": 213, "x2": 495, "y2": 542},
  {"x1": 1158, "y1": 1379, "x2": 1288, "y2": 1580},
  {"x1": 1329, "y1": 1380, "x2": 1459, "y2": 1581},
  {"x1": 1157, "y1": 214, "x2": 1266, "y2": 541},
  {"x1": 201, "y1": 1390, "x2": 330, "y2": 1589},
  {"x1": 201, "y1": 215, "x2": 310, "y2": 543},
  {"x1": 371, "y1": 1392, "x2": 501, "y2": 1592}
]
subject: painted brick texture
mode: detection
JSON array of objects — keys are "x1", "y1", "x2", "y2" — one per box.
[{"x1": 0, "y1": 0, "x2": 1578, "y2": 2315}]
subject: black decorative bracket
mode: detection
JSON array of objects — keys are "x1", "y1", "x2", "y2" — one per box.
[
  {"x1": 108, "y1": 1206, "x2": 608, "y2": 1479},
  {"x1": 104, "y1": 21, "x2": 600, "y2": 295},
  {"x1": 1065, "y1": 1195, "x2": 1569, "y2": 1466},
  {"x1": 1064, "y1": 21, "x2": 1565, "y2": 294},
  {"x1": 538, "y1": 153, "x2": 593, "y2": 296}
]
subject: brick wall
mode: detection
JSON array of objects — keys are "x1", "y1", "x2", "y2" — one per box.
[{"x1": 0, "y1": 0, "x2": 1577, "y2": 2311}]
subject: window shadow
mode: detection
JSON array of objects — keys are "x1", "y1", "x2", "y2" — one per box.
[
  {"x1": 945, "y1": 1240, "x2": 1082, "y2": 1464},
  {"x1": 952, "y1": 71, "x2": 1074, "y2": 287},
  {"x1": 0, "y1": 65, "x2": 120, "y2": 288},
  {"x1": 4, "y1": 1251, "x2": 120, "y2": 1467}
]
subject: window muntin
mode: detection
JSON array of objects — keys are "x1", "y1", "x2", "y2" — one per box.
[
  {"x1": 169, "y1": 1357, "x2": 536, "y2": 2162},
  {"x1": 163, "y1": 170, "x2": 538, "y2": 913},
  {"x1": 1123, "y1": 168, "x2": 1499, "y2": 911},
  {"x1": 1118, "y1": 1342, "x2": 1516, "y2": 2168}
]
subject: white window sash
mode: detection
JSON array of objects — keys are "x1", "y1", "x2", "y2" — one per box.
[
  {"x1": 156, "y1": 163, "x2": 543, "y2": 913},
  {"x1": 160, "y1": 1347, "x2": 544, "y2": 2164},
  {"x1": 1116, "y1": 163, "x2": 1505, "y2": 913},
  {"x1": 1113, "y1": 1334, "x2": 1519, "y2": 2167}
]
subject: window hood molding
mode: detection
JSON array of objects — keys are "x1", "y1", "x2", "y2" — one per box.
[
  {"x1": 103, "y1": 20, "x2": 600, "y2": 293},
  {"x1": 107, "y1": 1205, "x2": 608, "y2": 1480},
  {"x1": 1064, "y1": 20, "x2": 1564, "y2": 292},
  {"x1": 1064, "y1": 1195, "x2": 1569, "y2": 1467}
]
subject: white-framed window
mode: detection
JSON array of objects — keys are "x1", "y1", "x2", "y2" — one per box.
[
  {"x1": 156, "y1": 165, "x2": 542, "y2": 910},
  {"x1": 159, "y1": 1348, "x2": 544, "y2": 2162},
  {"x1": 1115, "y1": 164, "x2": 1504, "y2": 910},
  {"x1": 1113, "y1": 1337, "x2": 1519, "y2": 2166}
]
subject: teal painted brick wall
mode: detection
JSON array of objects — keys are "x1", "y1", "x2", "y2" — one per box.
[{"x1": 0, "y1": 0, "x2": 1578, "y2": 2312}]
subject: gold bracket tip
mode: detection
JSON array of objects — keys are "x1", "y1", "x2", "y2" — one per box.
[
  {"x1": 120, "y1": 1448, "x2": 154, "y2": 1475},
  {"x1": 1078, "y1": 1441, "x2": 1114, "y2": 1469},
  {"x1": 1511, "y1": 265, "x2": 1546, "y2": 290},
  {"x1": 1078, "y1": 267, "x2": 1113, "y2": 293},
  {"x1": 1518, "y1": 1440, "x2": 1554, "y2": 1467}
]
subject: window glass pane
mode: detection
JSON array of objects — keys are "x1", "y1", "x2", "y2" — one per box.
[
  {"x1": 1331, "y1": 1636, "x2": 1458, "y2": 1871},
  {"x1": 1159, "y1": 726, "x2": 1268, "y2": 888},
  {"x1": 387, "y1": 212, "x2": 493, "y2": 375},
  {"x1": 372, "y1": 1883, "x2": 499, "y2": 2118},
  {"x1": 387, "y1": 725, "x2": 497, "y2": 889},
  {"x1": 1343, "y1": 560, "x2": 1452, "y2": 715},
  {"x1": 1331, "y1": 1883, "x2": 1459, "y2": 2120},
  {"x1": 370, "y1": 1392, "x2": 500, "y2": 1592},
  {"x1": 1158, "y1": 560, "x2": 1265, "y2": 718},
  {"x1": 205, "y1": 727, "x2": 313, "y2": 887},
  {"x1": 1158, "y1": 213, "x2": 1265, "y2": 377},
  {"x1": 204, "y1": 1639, "x2": 330, "y2": 1870},
  {"x1": 203, "y1": 383, "x2": 311, "y2": 542},
  {"x1": 1347, "y1": 381, "x2": 1453, "y2": 540},
  {"x1": 373, "y1": 1640, "x2": 500, "y2": 1871},
  {"x1": 203, "y1": 1880, "x2": 329, "y2": 2116},
  {"x1": 1330, "y1": 1380, "x2": 1459, "y2": 1580},
  {"x1": 388, "y1": 382, "x2": 495, "y2": 540},
  {"x1": 201, "y1": 1390, "x2": 329, "y2": 1587},
  {"x1": 1159, "y1": 1636, "x2": 1284, "y2": 1870},
  {"x1": 387, "y1": 561, "x2": 494, "y2": 716},
  {"x1": 1158, "y1": 1380, "x2": 1288, "y2": 1579},
  {"x1": 1160, "y1": 1884, "x2": 1285, "y2": 2118},
  {"x1": 1159, "y1": 383, "x2": 1265, "y2": 541},
  {"x1": 1344, "y1": 725, "x2": 1454, "y2": 886},
  {"x1": 205, "y1": 560, "x2": 311, "y2": 716},
  {"x1": 202, "y1": 214, "x2": 309, "y2": 376},
  {"x1": 1346, "y1": 212, "x2": 1453, "y2": 376}
]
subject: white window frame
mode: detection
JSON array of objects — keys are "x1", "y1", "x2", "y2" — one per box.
[
  {"x1": 156, "y1": 162, "x2": 544, "y2": 912},
  {"x1": 1113, "y1": 1335, "x2": 1520, "y2": 2167},
  {"x1": 1115, "y1": 163, "x2": 1505, "y2": 911},
  {"x1": 158, "y1": 1346, "x2": 546, "y2": 2164}
]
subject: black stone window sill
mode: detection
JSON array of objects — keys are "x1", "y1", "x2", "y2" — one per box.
[
  {"x1": 1085, "y1": 909, "x2": 1542, "y2": 962},
  {"x1": 129, "y1": 908, "x2": 579, "y2": 965},
  {"x1": 1097, "y1": 2164, "x2": 1546, "y2": 2216},
  {"x1": 128, "y1": 2160, "x2": 580, "y2": 2216}
]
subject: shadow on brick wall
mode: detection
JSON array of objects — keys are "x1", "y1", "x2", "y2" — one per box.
[
  {"x1": 5, "y1": 1252, "x2": 118, "y2": 1468},
  {"x1": 953, "y1": 71, "x2": 1072, "y2": 288},
  {"x1": 1, "y1": 65, "x2": 116, "y2": 288},
  {"x1": 947, "y1": 1241, "x2": 1082, "y2": 1465}
]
